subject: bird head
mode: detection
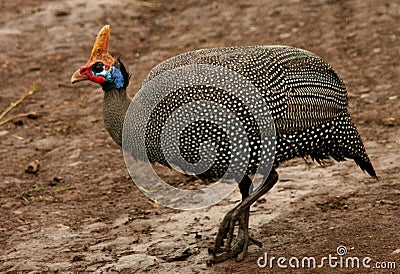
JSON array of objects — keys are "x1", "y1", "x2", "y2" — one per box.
[{"x1": 71, "y1": 25, "x2": 128, "y2": 90}]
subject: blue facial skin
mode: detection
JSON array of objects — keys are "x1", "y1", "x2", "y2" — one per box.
[
  {"x1": 110, "y1": 67, "x2": 125, "y2": 89},
  {"x1": 92, "y1": 65, "x2": 124, "y2": 89}
]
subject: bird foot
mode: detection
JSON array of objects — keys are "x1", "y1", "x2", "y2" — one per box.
[
  {"x1": 207, "y1": 234, "x2": 262, "y2": 264},
  {"x1": 207, "y1": 170, "x2": 278, "y2": 265},
  {"x1": 207, "y1": 206, "x2": 262, "y2": 264}
]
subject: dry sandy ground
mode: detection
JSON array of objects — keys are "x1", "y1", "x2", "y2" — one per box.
[{"x1": 0, "y1": 0, "x2": 399, "y2": 273}]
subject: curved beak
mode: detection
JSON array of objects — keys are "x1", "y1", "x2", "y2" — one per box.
[{"x1": 71, "y1": 68, "x2": 89, "y2": 84}]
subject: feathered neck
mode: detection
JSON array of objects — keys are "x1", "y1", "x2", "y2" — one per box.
[{"x1": 102, "y1": 60, "x2": 131, "y2": 146}]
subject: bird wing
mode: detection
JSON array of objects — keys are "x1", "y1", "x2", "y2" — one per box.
[{"x1": 143, "y1": 46, "x2": 349, "y2": 133}]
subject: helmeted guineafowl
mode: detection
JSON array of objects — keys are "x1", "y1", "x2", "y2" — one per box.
[{"x1": 71, "y1": 25, "x2": 376, "y2": 263}]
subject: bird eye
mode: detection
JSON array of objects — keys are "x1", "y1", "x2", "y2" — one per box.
[{"x1": 92, "y1": 62, "x2": 104, "y2": 74}]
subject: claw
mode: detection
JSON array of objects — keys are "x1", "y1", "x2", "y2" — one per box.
[
  {"x1": 249, "y1": 235, "x2": 263, "y2": 248},
  {"x1": 209, "y1": 207, "x2": 261, "y2": 264}
]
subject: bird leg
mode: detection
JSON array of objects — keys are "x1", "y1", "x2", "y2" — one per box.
[{"x1": 208, "y1": 169, "x2": 278, "y2": 264}]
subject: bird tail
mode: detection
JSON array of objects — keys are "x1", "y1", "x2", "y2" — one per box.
[
  {"x1": 338, "y1": 116, "x2": 378, "y2": 179},
  {"x1": 354, "y1": 156, "x2": 377, "y2": 179}
]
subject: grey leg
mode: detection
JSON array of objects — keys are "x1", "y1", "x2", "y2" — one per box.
[{"x1": 208, "y1": 168, "x2": 278, "y2": 264}]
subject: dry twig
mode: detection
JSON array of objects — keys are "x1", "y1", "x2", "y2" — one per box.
[
  {"x1": 0, "y1": 112, "x2": 38, "y2": 126},
  {"x1": 132, "y1": 0, "x2": 159, "y2": 8},
  {"x1": 0, "y1": 83, "x2": 39, "y2": 121}
]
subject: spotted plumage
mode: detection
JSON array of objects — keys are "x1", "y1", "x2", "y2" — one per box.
[{"x1": 141, "y1": 46, "x2": 376, "y2": 179}]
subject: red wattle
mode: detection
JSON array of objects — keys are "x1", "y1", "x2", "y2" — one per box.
[
  {"x1": 90, "y1": 74, "x2": 106, "y2": 84},
  {"x1": 79, "y1": 65, "x2": 106, "y2": 84}
]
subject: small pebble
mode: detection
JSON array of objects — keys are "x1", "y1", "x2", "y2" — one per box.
[
  {"x1": 71, "y1": 254, "x2": 85, "y2": 262},
  {"x1": 391, "y1": 249, "x2": 400, "y2": 256},
  {"x1": 25, "y1": 160, "x2": 40, "y2": 174},
  {"x1": 54, "y1": 10, "x2": 71, "y2": 17}
]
